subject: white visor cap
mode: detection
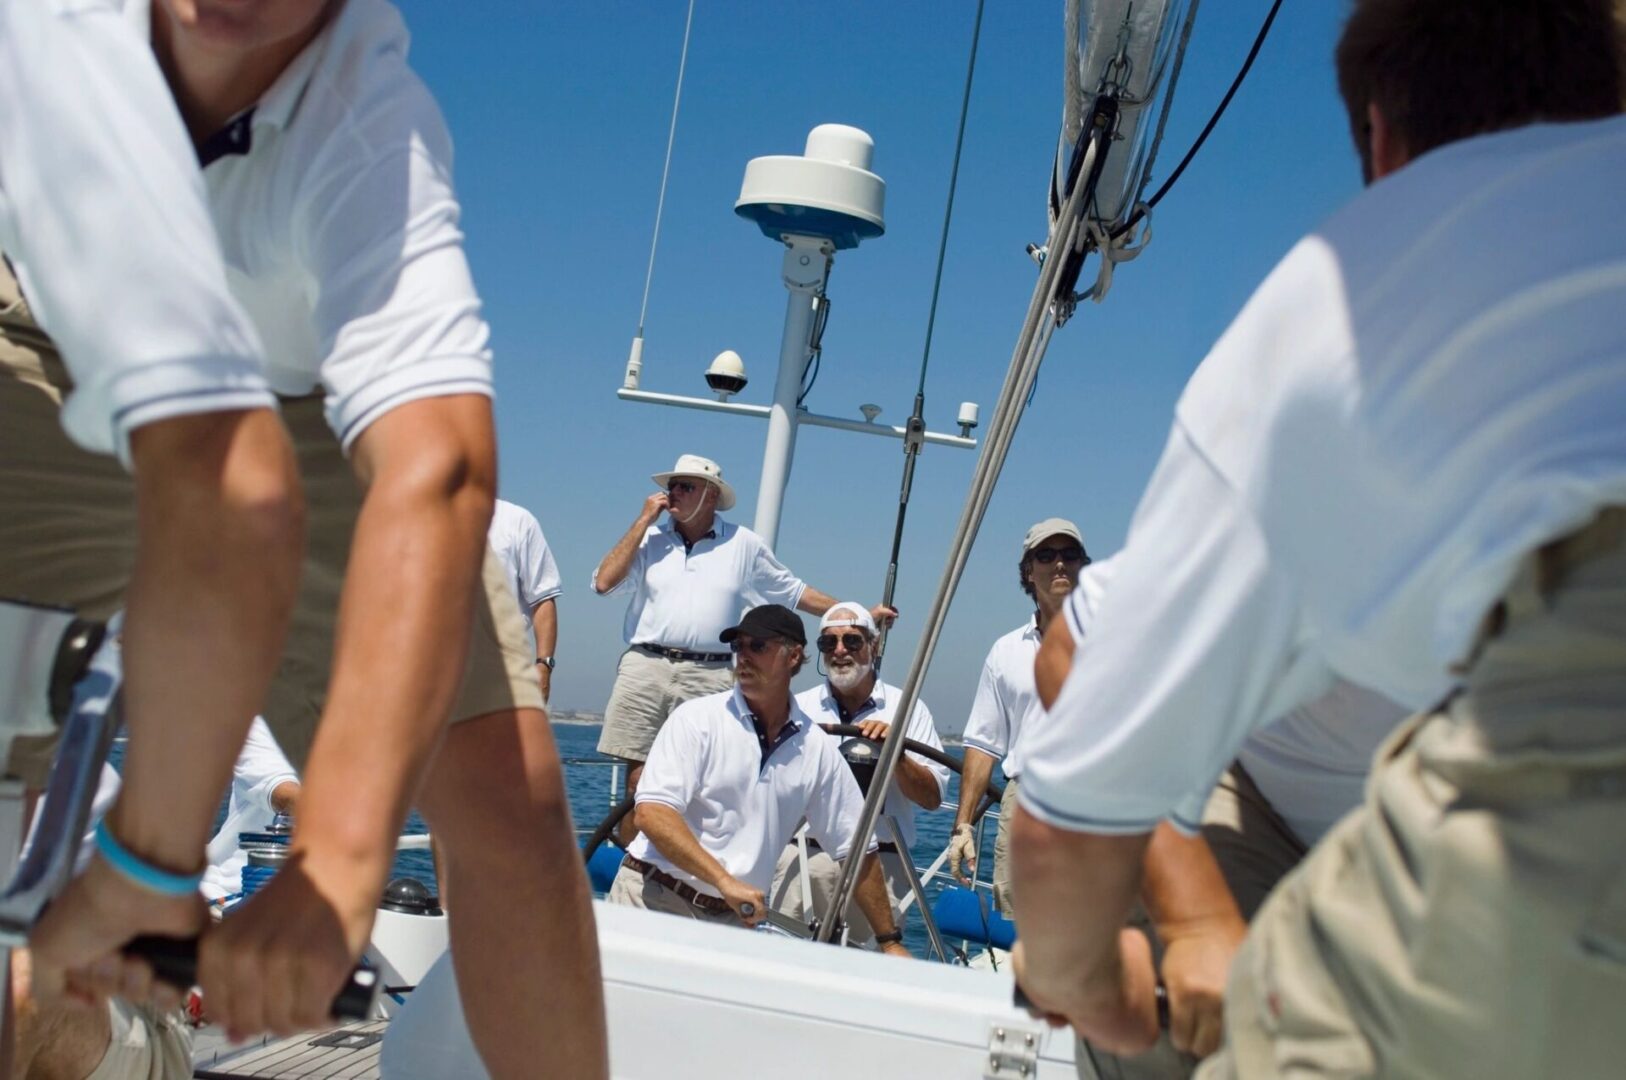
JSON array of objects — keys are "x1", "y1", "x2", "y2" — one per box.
[{"x1": 819, "y1": 602, "x2": 877, "y2": 636}]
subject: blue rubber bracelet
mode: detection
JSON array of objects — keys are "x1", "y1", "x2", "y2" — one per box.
[{"x1": 94, "y1": 821, "x2": 204, "y2": 897}]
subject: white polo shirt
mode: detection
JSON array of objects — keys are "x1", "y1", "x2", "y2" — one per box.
[
  {"x1": 795, "y1": 679, "x2": 950, "y2": 847},
  {"x1": 594, "y1": 516, "x2": 807, "y2": 652},
  {"x1": 120, "y1": 0, "x2": 493, "y2": 450},
  {"x1": 1236, "y1": 681, "x2": 1408, "y2": 848},
  {"x1": 629, "y1": 687, "x2": 877, "y2": 898},
  {"x1": 1065, "y1": 559, "x2": 1407, "y2": 847},
  {"x1": 964, "y1": 568, "x2": 1106, "y2": 781},
  {"x1": 202, "y1": 716, "x2": 300, "y2": 900},
  {"x1": 1023, "y1": 116, "x2": 1626, "y2": 836},
  {"x1": 0, "y1": 0, "x2": 272, "y2": 462},
  {"x1": 487, "y1": 499, "x2": 562, "y2": 649}
]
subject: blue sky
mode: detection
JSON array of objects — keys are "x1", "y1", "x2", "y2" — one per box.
[{"x1": 394, "y1": 1, "x2": 1363, "y2": 724}]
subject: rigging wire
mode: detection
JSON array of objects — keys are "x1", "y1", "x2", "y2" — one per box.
[
  {"x1": 633, "y1": 0, "x2": 698, "y2": 337},
  {"x1": 873, "y1": 0, "x2": 986, "y2": 667},
  {"x1": 1114, "y1": 0, "x2": 1282, "y2": 238}
]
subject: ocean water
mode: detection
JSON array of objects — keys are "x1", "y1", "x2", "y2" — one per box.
[{"x1": 160, "y1": 721, "x2": 1000, "y2": 960}]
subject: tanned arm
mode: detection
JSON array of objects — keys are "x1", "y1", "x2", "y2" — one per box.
[
  {"x1": 1009, "y1": 807, "x2": 1161, "y2": 1056},
  {"x1": 635, "y1": 802, "x2": 765, "y2": 925},
  {"x1": 593, "y1": 495, "x2": 665, "y2": 594},
  {"x1": 198, "y1": 393, "x2": 497, "y2": 1036},
  {"x1": 852, "y1": 853, "x2": 910, "y2": 957},
  {"x1": 1140, "y1": 824, "x2": 1246, "y2": 1058},
  {"x1": 532, "y1": 596, "x2": 557, "y2": 700}
]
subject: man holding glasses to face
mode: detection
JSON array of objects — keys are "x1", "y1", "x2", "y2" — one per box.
[
  {"x1": 607, "y1": 604, "x2": 909, "y2": 957},
  {"x1": 770, "y1": 603, "x2": 950, "y2": 946},
  {"x1": 947, "y1": 519, "x2": 1089, "y2": 912},
  {"x1": 592, "y1": 454, "x2": 895, "y2": 835}
]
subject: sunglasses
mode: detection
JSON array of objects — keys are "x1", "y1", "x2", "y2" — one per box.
[
  {"x1": 729, "y1": 636, "x2": 783, "y2": 656},
  {"x1": 1031, "y1": 546, "x2": 1087, "y2": 565},
  {"x1": 667, "y1": 480, "x2": 700, "y2": 495},
  {"x1": 816, "y1": 632, "x2": 868, "y2": 654}
]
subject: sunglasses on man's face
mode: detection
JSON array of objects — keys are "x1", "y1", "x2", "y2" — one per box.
[
  {"x1": 729, "y1": 636, "x2": 782, "y2": 656},
  {"x1": 668, "y1": 480, "x2": 699, "y2": 495},
  {"x1": 1031, "y1": 546, "x2": 1087, "y2": 566},
  {"x1": 816, "y1": 632, "x2": 868, "y2": 654}
]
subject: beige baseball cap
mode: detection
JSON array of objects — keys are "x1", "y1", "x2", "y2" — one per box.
[{"x1": 1023, "y1": 517, "x2": 1085, "y2": 554}]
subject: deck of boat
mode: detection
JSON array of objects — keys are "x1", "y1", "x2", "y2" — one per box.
[{"x1": 192, "y1": 1021, "x2": 386, "y2": 1079}]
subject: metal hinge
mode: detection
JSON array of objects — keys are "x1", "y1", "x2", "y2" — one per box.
[{"x1": 984, "y1": 1021, "x2": 1042, "y2": 1077}]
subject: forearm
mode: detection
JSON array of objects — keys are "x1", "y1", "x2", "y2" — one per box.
[
  {"x1": 896, "y1": 758, "x2": 943, "y2": 811},
  {"x1": 113, "y1": 409, "x2": 303, "y2": 868},
  {"x1": 593, "y1": 518, "x2": 653, "y2": 594},
  {"x1": 533, "y1": 598, "x2": 558, "y2": 659},
  {"x1": 954, "y1": 748, "x2": 996, "y2": 829},
  {"x1": 293, "y1": 398, "x2": 495, "y2": 888},
  {"x1": 1140, "y1": 824, "x2": 1244, "y2": 939},
  {"x1": 795, "y1": 586, "x2": 835, "y2": 616},
  {"x1": 1009, "y1": 805, "x2": 1150, "y2": 999},
  {"x1": 853, "y1": 853, "x2": 899, "y2": 936},
  {"x1": 635, "y1": 804, "x2": 729, "y2": 890}
]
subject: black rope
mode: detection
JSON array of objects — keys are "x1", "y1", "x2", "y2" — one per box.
[{"x1": 1114, "y1": 0, "x2": 1284, "y2": 238}]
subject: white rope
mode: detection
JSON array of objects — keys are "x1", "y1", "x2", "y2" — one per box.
[{"x1": 634, "y1": 0, "x2": 697, "y2": 338}]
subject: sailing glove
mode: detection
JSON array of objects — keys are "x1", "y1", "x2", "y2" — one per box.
[{"x1": 947, "y1": 823, "x2": 977, "y2": 882}]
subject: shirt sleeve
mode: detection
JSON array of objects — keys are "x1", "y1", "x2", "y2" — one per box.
[
  {"x1": 960, "y1": 651, "x2": 1010, "y2": 761},
  {"x1": 633, "y1": 703, "x2": 706, "y2": 813},
  {"x1": 1019, "y1": 420, "x2": 1334, "y2": 836},
  {"x1": 518, "y1": 514, "x2": 562, "y2": 606},
  {"x1": 299, "y1": 89, "x2": 493, "y2": 449},
  {"x1": 744, "y1": 533, "x2": 807, "y2": 610},
  {"x1": 231, "y1": 716, "x2": 300, "y2": 821},
  {"x1": 904, "y1": 701, "x2": 951, "y2": 800},
  {"x1": 806, "y1": 734, "x2": 880, "y2": 861},
  {"x1": 0, "y1": 0, "x2": 272, "y2": 464}
]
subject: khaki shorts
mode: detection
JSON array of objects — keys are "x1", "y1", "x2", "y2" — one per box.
[
  {"x1": 0, "y1": 258, "x2": 542, "y2": 782},
  {"x1": 768, "y1": 842, "x2": 908, "y2": 943},
  {"x1": 86, "y1": 998, "x2": 191, "y2": 1080},
  {"x1": 1201, "y1": 509, "x2": 1626, "y2": 1080},
  {"x1": 991, "y1": 776, "x2": 1018, "y2": 914},
  {"x1": 597, "y1": 647, "x2": 734, "y2": 762},
  {"x1": 605, "y1": 862, "x2": 741, "y2": 926}
]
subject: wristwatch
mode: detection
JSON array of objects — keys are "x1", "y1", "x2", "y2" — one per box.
[
  {"x1": 536, "y1": 656, "x2": 556, "y2": 671},
  {"x1": 874, "y1": 929, "x2": 904, "y2": 945}
]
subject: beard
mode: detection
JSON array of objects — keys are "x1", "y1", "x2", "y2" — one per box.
[{"x1": 827, "y1": 661, "x2": 873, "y2": 692}]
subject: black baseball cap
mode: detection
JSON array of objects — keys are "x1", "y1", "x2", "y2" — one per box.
[{"x1": 719, "y1": 604, "x2": 807, "y2": 646}]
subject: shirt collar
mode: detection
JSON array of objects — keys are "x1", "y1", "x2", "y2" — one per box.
[
  {"x1": 731, "y1": 687, "x2": 803, "y2": 765},
  {"x1": 1022, "y1": 613, "x2": 1041, "y2": 640},
  {"x1": 125, "y1": 0, "x2": 350, "y2": 151},
  {"x1": 820, "y1": 678, "x2": 884, "y2": 723},
  {"x1": 663, "y1": 515, "x2": 725, "y2": 546}
]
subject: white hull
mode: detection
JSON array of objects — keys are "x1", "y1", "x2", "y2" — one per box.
[{"x1": 380, "y1": 900, "x2": 1076, "y2": 1078}]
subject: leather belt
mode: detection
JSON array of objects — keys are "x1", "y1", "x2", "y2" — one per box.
[
  {"x1": 803, "y1": 838, "x2": 900, "y2": 856},
  {"x1": 621, "y1": 854, "x2": 733, "y2": 914},
  {"x1": 636, "y1": 643, "x2": 731, "y2": 663}
]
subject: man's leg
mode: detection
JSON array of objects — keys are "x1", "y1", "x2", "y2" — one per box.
[
  {"x1": 416, "y1": 707, "x2": 607, "y2": 1080},
  {"x1": 1210, "y1": 510, "x2": 1626, "y2": 1078},
  {"x1": 597, "y1": 651, "x2": 688, "y2": 845},
  {"x1": 991, "y1": 777, "x2": 1018, "y2": 914}
]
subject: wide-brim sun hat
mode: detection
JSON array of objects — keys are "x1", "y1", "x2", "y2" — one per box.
[{"x1": 652, "y1": 453, "x2": 736, "y2": 511}]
